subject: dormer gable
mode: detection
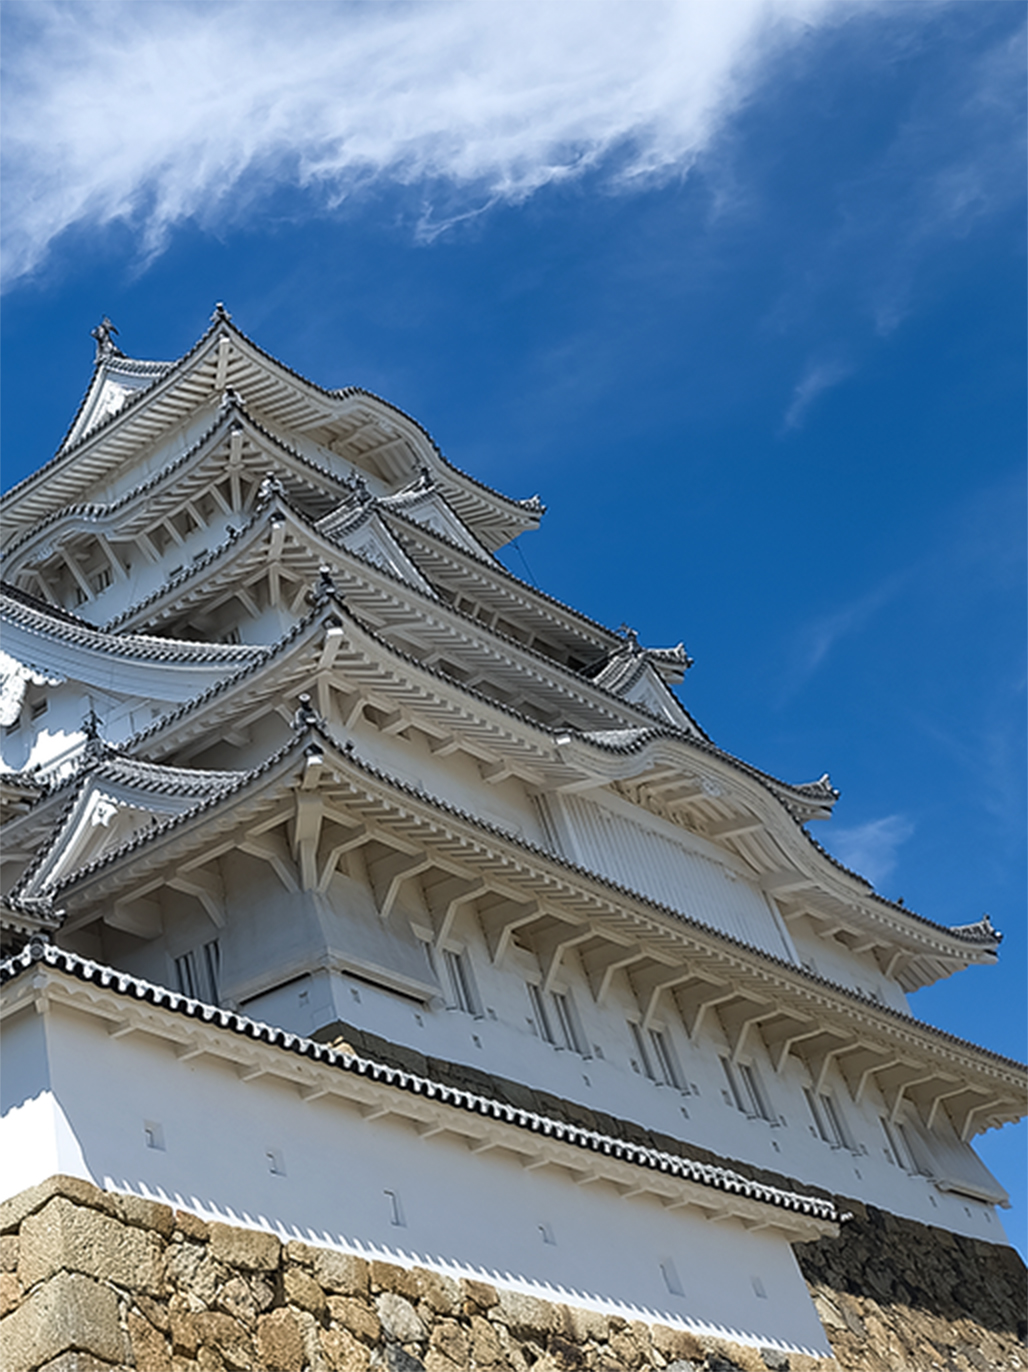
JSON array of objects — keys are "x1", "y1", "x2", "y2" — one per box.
[{"x1": 379, "y1": 475, "x2": 495, "y2": 563}]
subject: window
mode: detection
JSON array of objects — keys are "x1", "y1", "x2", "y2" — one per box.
[
  {"x1": 30, "y1": 699, "x2": 48, "y2": 720},
  {"x1": 806, "y1": 1088, "x2": 854, "y2": 1150},
  {"x1": 630, "y1": 1022, "x2": 686, "y2": 1090},
  {"x1": 174, "y1": 940, "x2": 220, "y2": 1004},
  {"x1": 90, "y1": 566, "x2": 112, "y2": 594},
  {"x1": 443, "y1": 948, "x2": 481, "y2": 1016},
  {"x1": 528, "y1": 983, "x2": 587, "y2": 1055},
  {"x1": 551, "y1": 990, "x2": 586, "y2": 1055},
  {"x1": 724, "y1": 1058, "x2": 776, "y2": 1122},
  {"x1": 881, "y1": 1116, "x2": 933, "y2": 1176},
  {"x1": 650, "y1": 1028, "x2": 684, "y2": 1090}
]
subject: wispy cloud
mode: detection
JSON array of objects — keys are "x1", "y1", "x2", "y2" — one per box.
[
  {"x1": 782, "y1": 357, "x2": 851, "y2": 430},
  {"x1": 0, "y1": 0, "x2": 856, "y2": 287},
  {"x1": 827, "y1": 813, "x2": 914, "y2": 889},
  {"x1": 782, "y1": 572, "x2": 905, "y2": 697}
]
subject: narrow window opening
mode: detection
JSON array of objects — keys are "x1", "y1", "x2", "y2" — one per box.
[
  {"x1": 630, "y1": 1022, "x2": 655, "y2": 1080},
  {"x1": 174, "y1": 939, "x2": 220, "y2": 1004},
  {"x1": 660, "y1": 1259, "x2": 684, "y2": 1296},
  {"x1": 551, "y1": 990, "x2": 586, "y2": 1054},
  {"x1": 444, "y1": 948, "x2": 481, "y2": 1017},
  {"x1": 649, "y1": 1028, "x2": 684, "y2": 1090}
]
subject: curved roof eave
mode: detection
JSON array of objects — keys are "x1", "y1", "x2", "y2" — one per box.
[
  {"x1": 37, "y1": 721, "x2": 1024, "y2": 1086},
  {"x1": 120, "y1": 656, "x2": 1006, "y2": 963}
]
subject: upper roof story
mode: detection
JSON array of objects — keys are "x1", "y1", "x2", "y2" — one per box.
[
  {"x1": 1, "y1": 306, "x2": 545, "y2": 555},
  {"x1": 0, "y1": 313, "x2": 1007, "y2": 1012}
]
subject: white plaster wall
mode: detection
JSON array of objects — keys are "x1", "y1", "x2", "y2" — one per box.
[
  {"x1": 0, "y1": 998, "x2": 832, "y2": 1355},
  {"x1": 236, "y1": 907, "x2": 1008, "y2": 1247},
  {"x1": 788, "y1": 918, "x2": 910, "y2": 1012}
]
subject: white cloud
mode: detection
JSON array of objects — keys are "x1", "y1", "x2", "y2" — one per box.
[
  {"x1": 783, "y1": 572, "x2": 903, "y2": 696},
  {"x1": 827, "y1": 813, "x2": 914, "y2": 889},
  {"x1": 782, "y1": 358, "x2": 851, "y2": 430},
  {"x1": 0, "y1": 0, "x2": 855, "y2": 287}
]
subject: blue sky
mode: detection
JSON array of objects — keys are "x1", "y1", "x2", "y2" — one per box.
[{"x1": 2, "y1": 1, "x2": 1025, "y2": 1253}]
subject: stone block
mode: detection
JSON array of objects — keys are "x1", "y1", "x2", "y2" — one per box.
[
  {"x1": 312, "y1": 1247, "x2": 369, "y2": 1296},
  {"x1": 217, "y1": 1274, "x2": 259, "y2": 1327},
  {"x1": 650, "y1": 1325, "x2": 705, "y2": 1363},
  {"x1": 607, "y1": 1329, "x2": 645, "y2": 1368},
  {"x1": 370, "y1": 1259, "x2": 421, "y2": 1299},
  {"x1": 0, "y1": 1270, "x2": 22, "y2": 1317},
  {"x1": 129, "y1": 1309, "x2": 172, "y2": 1371},
  {"x1": 562, "y1": 1304, "x2": 608, "y2": 1343},
  {"x1": 376, "y1": 1290, "x2": 426, "y2": 1343},
  {"x1": 118, "y1": 1192, "x2": 176, "y2": 1239},
  {"x1": 174, "y1": 1210, "x2": 210, "y2": 1242},
  {"x1": 321, "y1": 1324, "x2": 372, "y2": 1371},
  {"x1": 0, "y1": 1236, "x2": 18, "y2": 1271},
  {"x1": 257, "y1": 1308, "x2": 306, "y2": 1372},
  {"x1": 0, "y1": 1175, "x2": 120, "y2": 1236},
  {"x1": 462, "y1": 1277, "x2": 499, "y2": 1310},
  {"x1": 414, "y1": 1267, "x2": 461, "y2": 1315},
  {"x1": 493, "y1": 1287, "x2": 558, "y2": 1336},
  {"x1": 18, "y1": 1195, "x2": 165, "y2": 1295},
  {"x1": 0, "y1": 1269, "x2": 125, "y2": 1372},
  {"x1": 191, "y1": 1310, "x2": 254, "y2": 1370},
  {"x1": 469, "y1": 1313, "x2": 507, "y2": 1369},
  {"x1": 284, "y1": 1263, "x2": 327, "y2": 1315},
  {"x1": 327, "y1": 1294, "x2": 381, "y2": 1343},
  {"x1": 284, "y1": 1238, "x2": 317, "y2": 1267},
  {"x1": 428, "y1": 1317, "x2": 468, "y2": 1366},
  {"x1": 208, "y1": 1220, "x2": 280, "y2": 1271}
]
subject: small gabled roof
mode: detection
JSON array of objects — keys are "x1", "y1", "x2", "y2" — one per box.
[
  {"x1": 9, "y1": 754, "x2": 245, "y2": 912},
  {"x1": 586, "y1": 632, "x2": 694, "y2": 729}
]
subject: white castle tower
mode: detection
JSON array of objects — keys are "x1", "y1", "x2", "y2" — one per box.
[{"x1": 1, "y1": 309, "x2": 1024, "y2": 1365}]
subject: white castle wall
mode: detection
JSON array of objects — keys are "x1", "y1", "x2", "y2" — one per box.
[{"x1": 0, "y1": 994, "x2": 833, "y2": 1357}]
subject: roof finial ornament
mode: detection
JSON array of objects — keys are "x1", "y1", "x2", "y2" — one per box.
[
  {"x1": 618, "y1": 624, "x2": 640, "y2": 653},
  {"x1": 292, "y1": 693, "x2": 320, "y2": 730},
  {"x1": 211, "y1": 302, "x2": 232, "y2": 323},
  {"x1": 90, "y1": 316, "x2": 121, "y2": 361},
  {"x1": 307, "y1": 564, "x2": 338, "y2": 607},
  {"x1": 256, "y1": 473, "x2": 285, "y2": 505},
  {"x1": 351, "y1": 471, "x2": 373, "y2": 505},
  {"x1": 418, "y1": 464, "x2": 435, "y2": 491},
  {"x1": 82, "y1": 706, "x2": 106, "y2": 756}
]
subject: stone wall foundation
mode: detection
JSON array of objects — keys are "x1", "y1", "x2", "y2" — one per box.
[{"x1": 1, "y1": 1177, "x2": 1024, "y2": 1372}]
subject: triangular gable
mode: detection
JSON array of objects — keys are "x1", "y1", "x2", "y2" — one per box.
[
  {"x1": 316, "y1": 506, "x2": 435, "y2": 596},
  {"x1": 13, "y1": 760, "x2": 242, "y2": 907},
  {"x1": 63, "y1": 358, "x2": 171, "y2": 452},
  {"x1": 619, "y1": 662, "x2": 695, "y2": 728},
  {"x1": 380, "y1": 486, "x2": 494, "y2": 563}
]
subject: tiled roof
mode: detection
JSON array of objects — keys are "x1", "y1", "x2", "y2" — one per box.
[
  {"x1": 0, "y1": 582, "x2": 264, "y2": 669},
  {"x1": 41, "y1": 722, "x2": 1015, "y2": 1053},
  {"x1": 0, "y1": 940, "x2": 837, "y2": 1224},
  {"x1": 111, "y1": 586, "x2": 994, "y2": 950},
  {"x1": 2, "y1": 315, "x2": 543, "y2": 533}
]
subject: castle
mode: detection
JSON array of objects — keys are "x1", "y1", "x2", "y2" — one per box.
[{"x1": 1, "y1": 309, "x2": 1024, "y2": 1369}]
